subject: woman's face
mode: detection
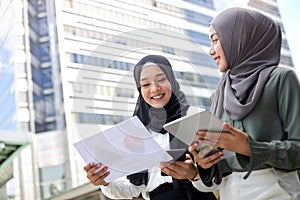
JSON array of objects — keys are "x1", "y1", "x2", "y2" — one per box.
[
  {"x1": 208, "y1": 25, "x2": 228, "y2": 72},
  {"x1": 140, "y1": 65, "x2": 172, "y2": 108}
]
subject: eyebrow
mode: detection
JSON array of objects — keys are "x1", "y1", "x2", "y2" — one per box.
[{"x1": 140, "y1": 73, "x2": 165, "y2": 82}]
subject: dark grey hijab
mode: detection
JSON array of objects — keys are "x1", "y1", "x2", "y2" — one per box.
[
  {"x1": 128, "y1": 55, "x2": 190, "y2": 186},
  {"x1": 133, "y1": 55, "x2": 189, "y2": 134},
  {"x1": 210, "y1": 7, "x2": 282, "y2": 120}
]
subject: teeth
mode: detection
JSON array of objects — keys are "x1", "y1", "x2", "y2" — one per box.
[{"x1": 152, "y1": 94, "x2": 163, "y2": 99}]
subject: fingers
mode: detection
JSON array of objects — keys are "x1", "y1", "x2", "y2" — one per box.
[
  {"x1": 84, "y1": 162, "x2": 101, "y2": 175},
  {"x1": 160, "y1": 159, "x2": 197, "y2": 180},
  {"x1": 189, "y1": 143, "x2": 199, "y2": 158},
  {"x1": 84, "y1": 162, "x2": 110, "y2": 186},
  {"x1": 185, "y1": 153, "x2": 192, "y2": 161},
  {"x1": 160, "y1": 160, "x2": 180, "y2": 171},
  {"x1": 222, "y1": 122, "x2": 241, "y2": 135},
  {"x1": 83, "y1": 162, "x2": 95, "y2": 172},
  {"x1": 160, "y1": 159, "x2": 191, "y2": 173},
  {"x1": 222, "y1": 122, "x2": 233, "y2": 131},
  {"x1": 197, "y1": 146, "x2": 214, "y2": 158},
  {"x1": 160, "y1": 162, "x2": 175, "y2": 177},
  {"x1": 189, "y1": 142, "x2": 223, "y2": 169},
  {"x1": 192, "y1": 137, "x2": 217, "y2": 156},
  {"x1": 90, "y1": 170, "x2": 110, "y2": 186},
  {"x1": 196, "y1": 130, "x2": 206, "y2": 140},
  {"x1": 196, "y1": 151, "x2": 223, "y2": 169},
  {"x1": 196, "y1": 130, "x2": 220, "y2": 146}
]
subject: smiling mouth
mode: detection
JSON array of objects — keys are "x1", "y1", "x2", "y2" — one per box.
[{"x1": 151, "y1": 94, "x2": 165, "y2": 99}]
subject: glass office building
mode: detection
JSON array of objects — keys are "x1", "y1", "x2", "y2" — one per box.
[
  {"x1": 0, "y1": 0, "x2": 32, "y2": 199},
  {"x1": 0, "y1": 0, "x2": 66, "y2": 199},
  {"x1": 247, "y1": 0, "x2": 294, "y2": 68}
]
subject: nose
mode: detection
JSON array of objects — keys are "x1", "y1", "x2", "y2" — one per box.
[
  {"x1": 209, "y1": 47, "x2": 215, "y2": 55},
  {"x1": 150, "y1": 82, "x2": 160, "y2": 92}
]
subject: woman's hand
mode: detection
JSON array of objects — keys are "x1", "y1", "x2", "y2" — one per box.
[
  {"x1": 83, "y1": 162, "x2": 110, "y2": 186},
  {"x1": 160, "y1": 154, "x2": 198, "y2": 180},
  {"x1": 189, "y1": 144, "x2": 223, "y2": 169},
  {"x1": 196, "y1": 123, "x2": 250, "y2": 156}
]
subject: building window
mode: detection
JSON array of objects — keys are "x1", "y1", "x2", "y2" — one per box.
[
  {"x1": 184, "y1": 9, "x2": 213, "y2": 26},
  {"x1": 39, "y1": 164, "x2": 66, "y2": 199},
  {"x1": 38, "y1": 17, "x2": 48, "y2": 37},
  {"x1": 185, "y1": 30, "x2": 210, "y2": 46},
  {"x1": 183, "y1": 0, "x2": 214, "y2": 9}
]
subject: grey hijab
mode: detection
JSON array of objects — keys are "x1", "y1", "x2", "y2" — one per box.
[{"x1": 210, "y1": 7, "x2": 282, "y2": 120}]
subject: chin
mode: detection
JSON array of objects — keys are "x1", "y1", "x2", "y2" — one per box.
[
  {"x1": 151, "y1": 102, "x2": 166, "y2": 108},
  {"x1": 219, "y1": 68, "x2": 227, "y2": 73},
  {"x1": 152, "y1": 104, "x2": 164, "y2": 108}
]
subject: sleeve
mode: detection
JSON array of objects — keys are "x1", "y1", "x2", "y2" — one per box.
[
  {"x1": 192, "y1": 170, "x2": 221, "y2": 192},
  {"x1": 100, "y1": 176, "x2": 145, "y2": 199},
  {"x1": 240, "y1": 70, "x2": 300, "y2": 173}
]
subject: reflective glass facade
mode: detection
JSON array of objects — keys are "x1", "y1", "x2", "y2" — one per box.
[
  {"x1": 0, "y1": 0, "x2": 19, "y2": 131},
  {"x1": 248, "y1": 0, "x2": 295, "y2": 67},
  {"x1": 28, "y1": 0, "x2": 61, "y2": 133}
]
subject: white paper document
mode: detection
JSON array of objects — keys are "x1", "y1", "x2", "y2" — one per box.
[{"x1": 74, "y1": 116, "x2": 173, "y2": 182}]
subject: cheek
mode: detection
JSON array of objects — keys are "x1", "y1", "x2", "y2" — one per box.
[
  {"x1": 162, "y1": 82, "x2": 171, "y2": 90},
  {"x1": 140, "y1": 88, "x2": 148, "y2": 99},
  {"x1": 166, "y1": 92, "x2": 172, "y2": 103},
  {"x1": 216, "y1": 45, "x2": 222, "y2": 54},
  {"x1": 164, "y1": 84, "x2": 172, "y2": 99}
]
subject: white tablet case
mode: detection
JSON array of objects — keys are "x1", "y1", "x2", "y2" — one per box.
[{"x1": 163, "y1": 111, "x2": 224, "y2": 146}]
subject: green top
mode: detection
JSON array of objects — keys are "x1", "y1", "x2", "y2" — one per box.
[{"x1": 219, "y1": 67, "x2": 300, "y2": 174}]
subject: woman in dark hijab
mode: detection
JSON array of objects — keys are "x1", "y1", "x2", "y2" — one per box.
[
  {"x1": 84, "y1": 55, "x2": 217, "y2": 200},
  {"x1": 189, "y1": 7, "x2": 300, "y2": 200}
]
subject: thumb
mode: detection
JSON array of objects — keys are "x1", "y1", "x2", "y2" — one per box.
[
  {"x1": 185, "y1": 153, "x2": 192, "y2": 160},
  {"x1": 188, "y1": 144, "x2": 198, "y2": 157},
  {"x1": 223, "y1": 122, "x2": 234, "y2": 132}
]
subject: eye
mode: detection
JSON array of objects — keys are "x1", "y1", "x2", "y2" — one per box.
[
  {"x1": 141, "y1": 83, "x2": 150, "y2": 87},
  {"x1": 212, "y1": 39, "x2": 218, "y2": 45},
  {"x1": 156, "y1": 77, "x2": 167, "y2": 83}
]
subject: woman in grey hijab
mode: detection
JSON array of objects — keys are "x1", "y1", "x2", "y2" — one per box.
[{"x1": 189, "y1": 7, "x2": 300, "y2": 200}]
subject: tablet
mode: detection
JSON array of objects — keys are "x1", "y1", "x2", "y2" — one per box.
[
  {"x1": 167, "y1": 149, "x2": 186, "y2": 161},
  {"x1": 163, "y1": 111, "x2": 224, "y2": 146},
  {"x1": 161, "y1": 149, "x2": 186, "y2": 176}
]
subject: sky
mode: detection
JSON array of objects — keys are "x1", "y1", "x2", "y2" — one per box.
[{"x1": 215, "y1": 0, "x2": 300, "y2": 79}]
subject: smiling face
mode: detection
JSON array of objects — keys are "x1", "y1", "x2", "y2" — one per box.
[
  {"x1": 208, "y1": 25, "x2": 228, "y2": 72},
  {"x1": 140, "y1": 65, "x2": 172, "y2": 108}
]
